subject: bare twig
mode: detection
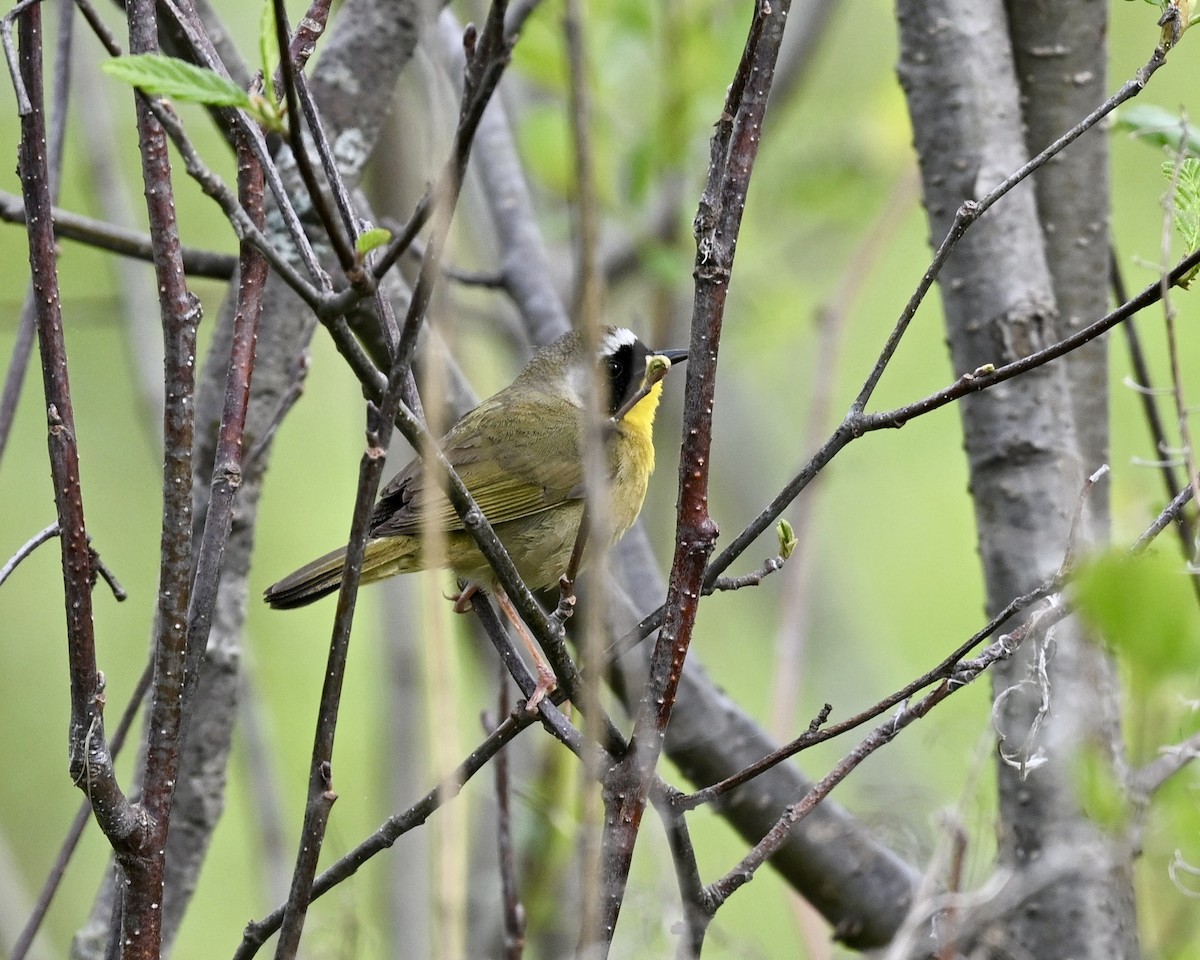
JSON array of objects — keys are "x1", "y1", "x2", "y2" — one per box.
[
  {"x1": 1132, "y1": 473, "x2": 1197, "y2": 553},
  {"x1": 0, "y1": 0, "x2": 74, "y2": 469},
  {"x1": 0, "y1": 192, "x2": 238, "y2": 277},
  {"x1": 490, "y1": 672, "x2": 527, "y2": 960},
  {"x1": 852, "y1": 42, "x2": 1168, "y2": 415},
  {"x1": 588, "y1": 0, "x2": 790, "y2": 950},
  {"x1": 10, "y1": 658, "x2": 153, "y2": 960},
  {"x1": 674, "y1": 578, "x2": 1059, "y2": 813},
  {"x1": 0, "y1": 522, "x2": 59, "y2": 589},
  {"x1": 87, "y1": 541, "x2": 127, "y2": 601},
  {"x1": 1, "y1": 0, "x2": 41, "y2": 114},
  {"x1": 650, "y1": 786, "x2": 710, "y2": 958},
  {"x1": 706, "y1": 553, "x2": 787, "y2": 593},
  {"x1": 0, "y1": 290, "x2": 37, "y2": 468},
  {"x1": 272, "y1": 0, "x2": 357, "y2": 274},
  {"x1": 182, "y1": 136, "x2": 266, "y2": 711},
  {"x1": 1112, "y1": 245, "x2": 1198, "y2": 561},
  {"x1": 18, "y1": 0, "x2": 142, "y2": 862},
  {"x1": 125, "y1": 0, "x2": 203, "y2": 952},
  {"x1": 1158, "y1": 140, "x2": 1200, "y2": 556},
  {"x1": 1129, "y1": 730, "x2": 1200, "y2": 799}
]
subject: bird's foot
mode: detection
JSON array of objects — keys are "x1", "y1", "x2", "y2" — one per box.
[
  {"x1": 448, "y1": 583, "x2": 479, "y2": 613},
  {"x1": 524, "y1": 661, "x2": 558, "y2": 714}
]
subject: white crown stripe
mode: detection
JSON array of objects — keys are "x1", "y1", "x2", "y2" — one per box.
[{"x1": 600, "y1": 327, "x2": 639, "y2": 357}]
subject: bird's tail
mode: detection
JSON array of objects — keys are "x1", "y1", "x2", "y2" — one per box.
[{"x1": 263, "y1": 537, "x2": 417, "y2": 609}]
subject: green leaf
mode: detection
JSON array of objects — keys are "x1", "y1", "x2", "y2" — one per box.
[
  {"x1": 1073, "y1": 745, "x2": 1131, "y2": 833},
  {"x1": 355, "y1": 228, "x2": 392, "y2": 256},
  {"x1": 245, "y1": 95, "x2": 287, "y2": 134},
  {"x1": 259, "y1": 1, "x2": 279, "y2": 106},
  {"x1": 102, "y1": 54, "x2": 253, "y2": 109},
  {"x1": 1073, "y1": 549, "x2": 1200, "y2": 686},
  {"x1": 776, "y1": 520, "x2": 798, "y2": 560},
  {"x1": 1113, "y1": 105, "x2": 1200, "y2": 157},
  {"x1": 1163, "y1": 156, "x2": 1200, "y2": 256}
]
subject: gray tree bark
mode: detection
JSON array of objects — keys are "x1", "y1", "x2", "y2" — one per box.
[{"x1": 896, "y1": 0, "x2": 1138, "y2": 956}]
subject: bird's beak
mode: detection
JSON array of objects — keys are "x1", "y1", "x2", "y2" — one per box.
[{"x1": 656, "y1": 348, "x2": 689, "y2": 366}]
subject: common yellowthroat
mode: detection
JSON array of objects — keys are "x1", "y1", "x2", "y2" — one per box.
[{"x1": 264, "y1": 327, "x2": 686, "y2": 609}]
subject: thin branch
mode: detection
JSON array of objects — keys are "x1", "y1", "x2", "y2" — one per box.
[
  {"x1": 182, "y1": 136, "x2": 266, "y2": 714},
  {"x1": 18, "y1": 0, "x2": 142, "y2": 856},
  {"x1": 0, "y1": 0, "x2": 74, "y2": 469},
  {"x1": 674, "y1": 578, "x2": 1059, "y2": 813},
  {"x1": 235, "y1": 701, "x2": 545, "y2": 960},
  {"x1": 1158, "y1": 142, "x2": 1200, "y2": 555},
  {"x1": 272, "y1": 0, "x2": 357, "y2": 274},
  {"x1": 11, "y1": 658, "x2": 153, "y2": 960},
  {"x1": 705, "y1": 552, "x2": 787, "y2": 594},
  {"x1": 589, "y1": 0, "x2": 790, "y2": 950},
  {"x1": 650, "y1": 786, "x2": 710, "y2": 959},
  {"x1": 154, "y1": 0, "x2": 330, "y2": 290},
  {"x1": 1, "y1": 0, "x2": 41, "y2": 114},
  {"x1": 127, "y1": 0, "x2": 201, "y2": 952},
  {"x1": 471, "y1": 595, "x2": 589, "y2": 755},
  {"x1": 87, "y1": 540, "x2": 127, "y2": 601},
  {"x1": 1129, "y1": 730, "x2": 1200, "y2": 799},
  {"x1": 490, "y1": 672, "x2": 527, "y2": 960},
  {"x1": 1132, "y1": 472, "x2": 1197, "y2": 553},
  {"x1": 1112, "y1": 244, "x2": 1197, "y2": 560},
  {"x1": 0, "y1": 522, "x2": 59, "y2": 589},
  {"x1": 851, "y1": 41, "x2": 1168, "y2": 414},
  {"x1": 0, "y1": 192, "x2": 238, "y2": 277}
]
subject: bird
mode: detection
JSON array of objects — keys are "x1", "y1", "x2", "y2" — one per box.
[{"x1": 263, "y1": 326, "x2": 686, "y2": 612}]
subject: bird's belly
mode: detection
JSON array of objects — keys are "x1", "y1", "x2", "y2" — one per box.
[
  {"x1": 445, "y1": 427, "x2": 655, "y2": 594},
  {"x1": 445, "y1": 502, "x2": 586, "y2": 592}
]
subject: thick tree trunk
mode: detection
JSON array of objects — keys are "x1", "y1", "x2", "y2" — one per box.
[{"x1": 896, "y1": 0, "x2": 1138, "y2": 956}]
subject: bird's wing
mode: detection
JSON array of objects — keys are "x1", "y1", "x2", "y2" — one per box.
[{"x1": 369, "y1": 393, "x2": 584, "y2": 539}]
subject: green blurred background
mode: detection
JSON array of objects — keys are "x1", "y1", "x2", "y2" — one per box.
[{"x1": 2, "y1": 1, "x2": 1199, "y2": 957}]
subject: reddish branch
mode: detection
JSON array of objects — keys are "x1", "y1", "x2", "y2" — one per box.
[
  {"x1": 184, "y1": 138, "x2": 266, "y2": 703},
  {"x1": 18, "y1": 0, "x2": 142, "y2": 837},
  {"x1": 11, "y1": 659, "x2": 154, "y2": 960},
  {"x1": 587, "y1": 0, "x2": 791, "y2": 951},
  {"x1": 121, "y1": 0, "x2": 204, "y2": 953},
  {"x1": 16, "y1": 0, "x2": 147, "y2": 941}
]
